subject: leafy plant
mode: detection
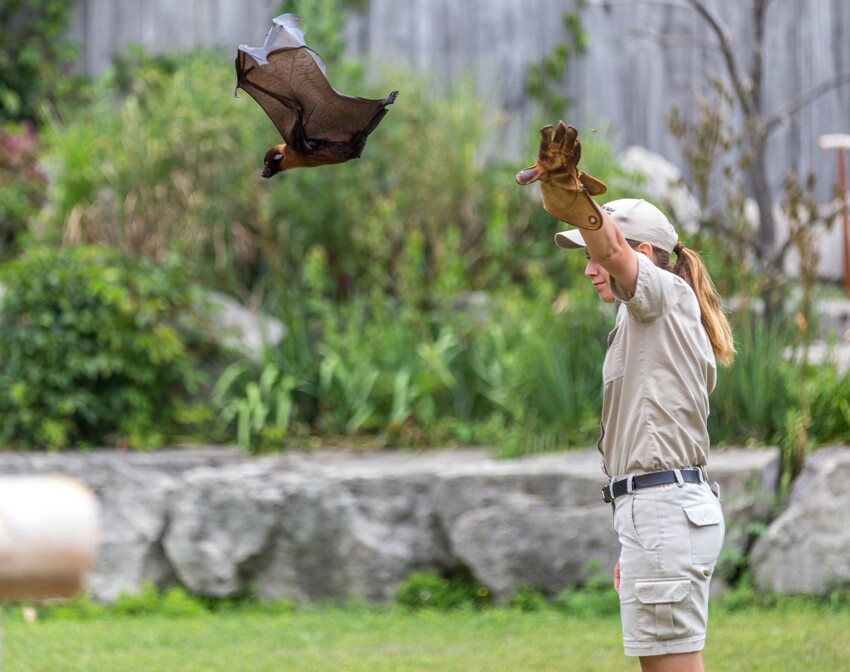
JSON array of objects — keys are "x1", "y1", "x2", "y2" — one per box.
[
  {"x1": 506, "y1": 586, "x2": 550, "y2": 612},
  {"x1": 524, "y1": 1, "x2": 589, "y2": 120},
  {"x1": 395, "y1": 570, "x2": 490, "y2": 611},
  {"x1": 112, "y1": 582, "x2": 206, "y2": 618},
  {"x1": 212, "y1": 361, "x2": 298, "y2": 451},
  {"x1": 554, "y1": 560, "x2": 621, "y2": 617},
  {"x1": 0, "y1": 0, "x2": 87, "y2": 124},
  {"x1": 0, "y1": 121, "x2": 46, "y2": 259},
  {"x1": 0, "y1": 245, "x2": 216, "y2": 450}
]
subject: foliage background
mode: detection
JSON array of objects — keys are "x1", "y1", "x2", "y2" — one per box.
[{"x1": 0, "y1": 0, "x2": 847, "y2": 486}]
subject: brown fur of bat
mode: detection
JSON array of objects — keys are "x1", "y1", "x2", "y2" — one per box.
[
  {"x1": 258, "y1": 90, "x2": 396, "y2": 178},
  {"x1": 262, "y1": 132, "x2": 371, "y2": 177}
]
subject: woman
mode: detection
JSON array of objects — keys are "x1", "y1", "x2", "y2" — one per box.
[{"x1": 517, "y1": 124, "x2": 735, "y2": 672}]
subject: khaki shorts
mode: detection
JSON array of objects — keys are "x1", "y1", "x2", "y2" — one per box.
[{"x1": 611, "y1": 475, "x2": 725, "y2": 657}]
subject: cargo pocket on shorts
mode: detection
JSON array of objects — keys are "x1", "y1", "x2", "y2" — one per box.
[
  {"x1": 684, "y1": 501, "x2": 724, "y2": 565},
  {"x1": 635, "y1": 578, "x2": 691, "y2": 641}
]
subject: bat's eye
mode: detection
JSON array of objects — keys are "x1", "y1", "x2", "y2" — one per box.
[{"x1": 273, "y1": 153, "x2": 283, "y2": 161}]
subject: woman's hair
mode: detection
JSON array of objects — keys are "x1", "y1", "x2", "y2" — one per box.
[{"x1": 628, "y1": 239, "x2": 736, "y2": 366}]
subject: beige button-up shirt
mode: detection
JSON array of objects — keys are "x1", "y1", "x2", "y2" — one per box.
[{"x1": 601, "y1": 253, "x2": 717, "y2": 477}]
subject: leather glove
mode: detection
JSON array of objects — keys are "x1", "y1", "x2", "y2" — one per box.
[{"x1": 515, "y1": 121, "x2": 607, "y2": 230}]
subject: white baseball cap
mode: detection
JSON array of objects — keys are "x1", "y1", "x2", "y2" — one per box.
[{"x1": 554, "y1": 198, "x2": 678, "y2": 253}]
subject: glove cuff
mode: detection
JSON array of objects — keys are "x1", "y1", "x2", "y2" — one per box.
[{"x1": 540, "y1": 173, "x2": 605, "y2": 230}]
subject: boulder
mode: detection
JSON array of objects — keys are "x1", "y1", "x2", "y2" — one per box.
[{"x1": 750, "y1": 446, "x2": 850, "y2": 594}]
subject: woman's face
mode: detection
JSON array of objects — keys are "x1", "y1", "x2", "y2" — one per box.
[{"x1": 584, "y1": 256, "x2": 616, "y2": 303}]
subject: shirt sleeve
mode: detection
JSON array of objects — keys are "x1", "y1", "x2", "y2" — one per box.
[{"x1": 611, "y1": 253, "x2": 688, "y2": 323}]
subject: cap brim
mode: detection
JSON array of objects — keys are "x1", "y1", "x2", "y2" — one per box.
[{"x1": 554, "y1": 229, "x2": 586, "y2": 249}]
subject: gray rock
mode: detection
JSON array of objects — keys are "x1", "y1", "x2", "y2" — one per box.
[
  {"x1": 750, "y1": 446, "x2": 850, "y2": 594},
  {"x1": 163, "y1": 462, "x2": 284, "y2": 597},
  {"x1": 203, "y1": 291, "x2": 285, "y2": 360},
  {"x1": 707, "y1": 447, "x2": 781, "y2": 556}
]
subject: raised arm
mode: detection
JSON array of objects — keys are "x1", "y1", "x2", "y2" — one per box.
[{"x1": 582, "y1": 209, "x2": 641, "y2": 297}]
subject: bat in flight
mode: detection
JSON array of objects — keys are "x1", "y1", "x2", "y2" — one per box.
[{"x1": 234, "y1": 13, "x2": 399, "y2": 178}]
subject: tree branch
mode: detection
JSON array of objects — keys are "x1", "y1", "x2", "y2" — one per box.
[
  {"x1": 751, "y1": 0, "x2": 770, "y2": 111},
  {"x1": 680, "y1": 0, "x2": 755, "y2": 118},
  {"x1": 621, "y1": 27, "x2": 719, "y2": 52},
  {"x1": 594, "y1": 0, "x2": 755, "y2": 117},
  {"x1": 764, "y1": 72, "x2": 850, "y2": 137}
]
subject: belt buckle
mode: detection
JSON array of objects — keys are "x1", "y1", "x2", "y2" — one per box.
[{"x1": 601, "y1": 484, "x2": 613, "y2": 504}]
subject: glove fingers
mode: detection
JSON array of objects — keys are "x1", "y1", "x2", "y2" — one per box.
[
  {"x1": 552, "y1": 121, "x2": 568, "y2": 151},
  {"x1": 538, "y1": 125, "x2": 554, "y2": 155},
  {"x1": 564, "y1": 125, "x2": 582, "y2": 164}
]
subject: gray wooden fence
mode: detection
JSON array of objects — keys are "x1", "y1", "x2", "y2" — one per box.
[{"x1": 69, "y1": 0, "x2": 850, "y2": 278}]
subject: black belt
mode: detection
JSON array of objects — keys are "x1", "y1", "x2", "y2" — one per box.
[{"x1": 601, "y1": 468, "x2": 703, "y2": 503}]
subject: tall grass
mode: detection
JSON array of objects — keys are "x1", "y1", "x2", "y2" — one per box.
[{"x1": 708, "y1": 312, "x2": 798, "y2": 445}]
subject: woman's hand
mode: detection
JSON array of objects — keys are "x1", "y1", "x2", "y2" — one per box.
[
  {"x1": 614, "y1": 560, "x2": 621, "y2": 594},
  {"x1": 515, "y1": 121, "x2": 606, "y2": 230}
]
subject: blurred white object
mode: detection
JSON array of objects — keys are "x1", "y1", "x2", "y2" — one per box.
[{"x1": 0, "y1": 476, "x2": 99, "y2": 600}]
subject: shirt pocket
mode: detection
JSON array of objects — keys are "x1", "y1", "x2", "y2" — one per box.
[{"x1": 602, "y1": 324, "x2": 624, "y2": 383}]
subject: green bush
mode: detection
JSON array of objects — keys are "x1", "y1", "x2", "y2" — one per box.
[
  {"x1": 0, "y1": 122, "x2": 46, "y2": 259},
  {"x1": 112, "y1": 582, "x2": 206, "y2": 618},
  {"x1": 395, "y1": 570, "x2": 490, "y2": 611},
  {"x1": 0, "y1": 245, "x2": 217, "y2": 450},
  {"x1": 506, "y1": 586, "x2": 550, "y2": 612},
  {"x1": 554, "y1": 561, "x2": 620, "y2": 617},
  {"x1": 0, "y1": 0, "x2": 86, "y2": 124}
]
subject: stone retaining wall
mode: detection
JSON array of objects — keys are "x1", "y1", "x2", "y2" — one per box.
[{"x1": 7, "y1": 445, "x2": 830, "y2": 603}]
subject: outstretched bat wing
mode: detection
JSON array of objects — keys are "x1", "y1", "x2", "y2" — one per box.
[{"x1": 235, "y1": 14, "x2": 394, "y2": 153}]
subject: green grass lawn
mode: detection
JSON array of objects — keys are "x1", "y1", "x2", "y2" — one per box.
[{"x1": 3, "y1": 604, "x2": 849, "y2": 672}]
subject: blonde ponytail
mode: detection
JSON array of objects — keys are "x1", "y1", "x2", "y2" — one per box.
[{"x1": 672, "y1": 243, "x2": 735, "y2": 366}]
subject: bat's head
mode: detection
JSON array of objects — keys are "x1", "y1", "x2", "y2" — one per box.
[{"x1": 262, "y1": 144, "x2": 287, "y2": 178}]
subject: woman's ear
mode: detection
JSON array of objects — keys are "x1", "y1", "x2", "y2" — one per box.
[{"x1": 636, "y1": 241, "x2": 655, "y2": 259}]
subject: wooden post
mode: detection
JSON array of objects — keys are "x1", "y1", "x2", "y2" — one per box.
[
  {"x1": 838, "y1": 148, "x2": 850, "y2": 296},
  {"x1": 819, "y1": 135, "x2": 850, "y2": 296}
]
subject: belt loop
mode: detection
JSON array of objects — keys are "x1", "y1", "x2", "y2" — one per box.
[
  {"x1": 673, "y1": 468, "x2": 685, "y2": 487},
  {"x1": 626, "y1": 474, "x2": 635, "y2": 494},
  {"x1": 699, "y1": 465, "x2": 708, "y2": 483}
]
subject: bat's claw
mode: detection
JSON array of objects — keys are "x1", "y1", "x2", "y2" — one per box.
[{"x1": 384, "y1": 91, "x2": 399, "y2": 106}]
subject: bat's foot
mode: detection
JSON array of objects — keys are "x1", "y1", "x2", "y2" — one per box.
[
  {"x1": 384, "y1": 91, "x2": 398, "y2": 106},
  {"x1": 351, "y1": 132, "x2": 368, "y2": 158}
]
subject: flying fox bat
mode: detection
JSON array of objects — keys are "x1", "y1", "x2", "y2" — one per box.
[{"x1": 234, "y1": 13, "x2": 398, "y2": 178}]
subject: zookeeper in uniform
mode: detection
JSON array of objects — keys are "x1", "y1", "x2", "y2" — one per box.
[{"x1": 517, "y1": 122, "x2": 735, "y2": 672}]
